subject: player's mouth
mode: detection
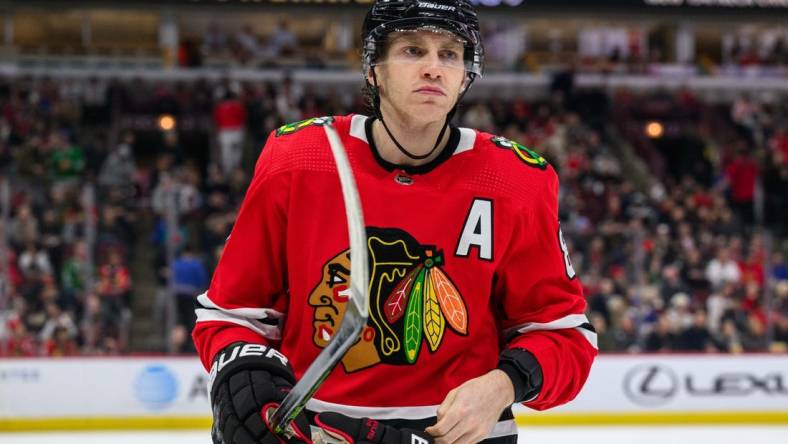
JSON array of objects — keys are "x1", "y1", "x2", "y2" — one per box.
[{"x1": 414, "y1": 86, "x2": 445, "y2": 96}]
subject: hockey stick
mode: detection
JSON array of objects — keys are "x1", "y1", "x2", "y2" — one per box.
[{"x1": 269, "y1": 123, "x2": 369, "y2": 437}]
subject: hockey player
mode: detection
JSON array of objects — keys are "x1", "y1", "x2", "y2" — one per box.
[{"x1": 193, "y1": 1, "x2": 598, "y2": 443}]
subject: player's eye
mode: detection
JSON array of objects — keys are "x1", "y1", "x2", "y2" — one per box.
[
  {"x1": 327, "y1": 263, "x2": 349, "y2": 287},
  {"x1": 402, "y1": 46, "x2": 424, "y2": 57},
  {"x1": 440, "y1": 50, "x2": 459, "y2": 61}
]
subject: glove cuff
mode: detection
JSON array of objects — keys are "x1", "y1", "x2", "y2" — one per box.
[
  {"x1": 209, "y1": 341, "x2": 294, "y2": 400},
  {"x1": 497, "y1": 347, "x2": 543, "y2": 403}
]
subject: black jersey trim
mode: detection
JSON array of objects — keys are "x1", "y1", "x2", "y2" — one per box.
[{"x1": 364, "y1": 116, "x2": 461, "y2": 175}]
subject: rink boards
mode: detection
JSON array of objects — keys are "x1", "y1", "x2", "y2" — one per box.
[{"x1": 1, "y1": 355, "x2": 786, "y2": 431}]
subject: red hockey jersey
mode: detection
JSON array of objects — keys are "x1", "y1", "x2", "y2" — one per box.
[{"x1": 193, "y1": 114, "x2": 597, "y2": 430}]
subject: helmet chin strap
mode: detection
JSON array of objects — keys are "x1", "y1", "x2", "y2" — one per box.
[{"x1": 370, "y1": 68, "x2": 472, "y2": 162}]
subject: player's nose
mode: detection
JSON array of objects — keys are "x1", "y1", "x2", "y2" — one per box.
[{"x1": 420, "y1": 53, "x2": 444, "y2": 79}]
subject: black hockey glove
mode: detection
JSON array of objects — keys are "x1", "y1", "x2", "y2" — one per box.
[
  {"x1": 314, "y1": 412, "x2": 433, "y2": 444},
  {"x1": 209, "y1": 342, "x2": 312, "y2": 444}
]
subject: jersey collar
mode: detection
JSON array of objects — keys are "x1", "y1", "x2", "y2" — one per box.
[{"x1": 363, "y1": 116, "x2": 461, "y2": 175}]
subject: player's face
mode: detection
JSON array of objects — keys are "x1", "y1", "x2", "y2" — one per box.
[
  {"x1": 307, "y1": 251, "x2": 351, "y2": 347},
  {"x1": 371, "y1": 30, "x2": 467, "y2": 123}
]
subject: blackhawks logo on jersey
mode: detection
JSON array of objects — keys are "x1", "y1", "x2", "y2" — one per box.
[
  {"x1": 491, "y1": 136, "x2": 548, "y2": 170},
  {"x1": 276, "y1": 116, "x2": 334, "y2": 137},
  {"x1": 308, "y1": 227, "x2": 468, "y2": 373}
]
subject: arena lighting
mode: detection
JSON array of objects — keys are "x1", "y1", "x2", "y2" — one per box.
[
  {"x1": 645, "y1": 121, "x2": 664, "y2": 138},
  {"x1": 158, "y1": 114, "x2": 177, "y2": 131}
]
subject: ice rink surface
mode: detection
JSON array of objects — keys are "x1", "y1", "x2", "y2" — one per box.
[{"x1": 2, "y1": 427, "x2": 788, "y2": 444}]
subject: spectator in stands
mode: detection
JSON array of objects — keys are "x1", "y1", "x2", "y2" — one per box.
[
  {"x1": 81, "y1": 77, "x2": 109, "y2": 126},
  {"x1": 707, "y1": 283, "x2": 735, "y2": 334},
  {"x1": 590, "y1": 312, "x2": 614, "y2": 352},
  {"x1": 762, "y1": 149, "x2": 788, "y2": 236},
  {"x1": 769, "y1": 127, "x2": 788, "y2": 165},
  {"x1": 172, "y1": 245, "x2": 208, "y2": 333},
  {"x1": 644, "y1": 316, "x2": 677, "y2": 352},
  {"x1": 462, "y1": 102, "x2": 495, "y2": 133},
  {"x1": 18, "y1": 242, "x2": 53, "y2": 279},
  {"x1": 43, "y1": 325, "x2": 78, "y2": 357},
  {"x1": 706, "y1": 247, "x2": 741, "y2": 291},
  {"x1": 740, "y1": 281, "x2": 764, "y2": 320},
  {"x1": 39, "y1": 302, "x2": 77, "y2": 347},
  {"x1": 80, "y1": 293, "x2": 102, "y2": 353},
  {"x1": 59, "y1": 241, "x2": 88, "y2": 310},
  {"x1": 3, "y1": 317, "x2": 36, "y2": 357},
  {"x1": 660, "y1": 265, "x2": 689, "y2": 306},
  {"x1": 723, "y1": 148, "x2": 759, "y2": 227},
  {"x1": 676, "y1": 310, "x2": 715, "y2": 352},
  {"x1": 741, "y1": 312, "x2": 767, "y2": 352},
  {"x1": 772, "y1": 251, "x2": 788, "y2": 282},
  {"x1": 95, "y1": 250, "x2": 131, "y2": 328},
  {"x1": 275, "y1": 75, "x2": 303, "y2": 123},
  {"x1": 98, "y1": 131, "x2": 137, "y2": 200},
  {"x1": 731, "y1": 95, "x2": 761, "y2": 142},
  {"x1": 739, "y1": 248, "x2": 765, "y2": 287},
  {"x1": 665, "y1": 292, "x2": 694, "y2": 331},
  {"x1": 234, "y1": 24, "x2": 261, "y2": 64},
  {"x1": 682, "y1": 248, "x2": 710, "y2": 297},
  {"x1": 773, "y1": 313, "x2": 788, "y2": 352},
  {"x1": 8, "y1": 204, "x2": 39, "y2": 248},
  {"x1": 266, "y1": 19, "x2": 299, "y2": 59},
  {"x1": 717, "y1": 319, "x2": 743, "y2": 353},
  {"x1": 202, "y1": 22, "x2": 228, "y2": 54},
  {"x1": 213, "y1": 90, "x2": 247, "y2": 175},
  {"x1": 48, "y1": 130, "x2": 85, "y2": 184},
  {"x1": 610, "y1": 314, "x2": 639, "y2": 352}
]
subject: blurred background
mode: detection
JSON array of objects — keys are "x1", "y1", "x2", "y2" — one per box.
[{"x1": 0, "y1": 0, "x2": 785, "y2": 441}]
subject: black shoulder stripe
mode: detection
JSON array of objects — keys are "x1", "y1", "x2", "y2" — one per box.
[{"x1": 578, "y1": 322, "x2": 596, "y2": 333}]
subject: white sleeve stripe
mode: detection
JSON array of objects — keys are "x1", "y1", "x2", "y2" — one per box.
[
  {"x1": 195, "y1": 309, "x2": 281, "y2": 340},
  {"x1": 506, "y1": 313, "x2": 597, "y2": 349},
  {"x1": 510, "y1": 313, "x2": 589, "y2": 334},
  {"x1": 196, "y1": 292, "x2": 284, "y2": 320}
]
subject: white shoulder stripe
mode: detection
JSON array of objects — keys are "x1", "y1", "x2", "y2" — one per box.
[
  {"x1": 454, "y1": 127, "x2": 476, "y2": 155},
  {"x1": 507, "y1": 313, "x2": 598, "y2": 350},
  {"x1": 349, "y1": 114, "x2": 368, "y2": 143},
  {"x1": 196, "y1": 292, "x2": 284, "y2": 320},
  {"x1": 195, "y1": 309, "x2": 282, "y2": 340}
]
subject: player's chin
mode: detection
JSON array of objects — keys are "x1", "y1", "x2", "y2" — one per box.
[{"x1": 409, "y1": 102, "x2": 452, "y2": 120}]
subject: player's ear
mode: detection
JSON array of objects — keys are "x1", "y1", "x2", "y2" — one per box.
[
  {"x1": 459, "y1": 76, "x2": 470, "y2": 94},
  {"x1": 366, "y1": 66, "x2": 377, "y2": 86}
]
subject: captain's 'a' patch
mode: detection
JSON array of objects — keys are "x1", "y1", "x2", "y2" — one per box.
[
  {"x1": 491, "y1": 136, "x2": 548, "y2": 170},
  {"x1": 276, "y1": 116, "x2": 334, "y2": 137}
]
